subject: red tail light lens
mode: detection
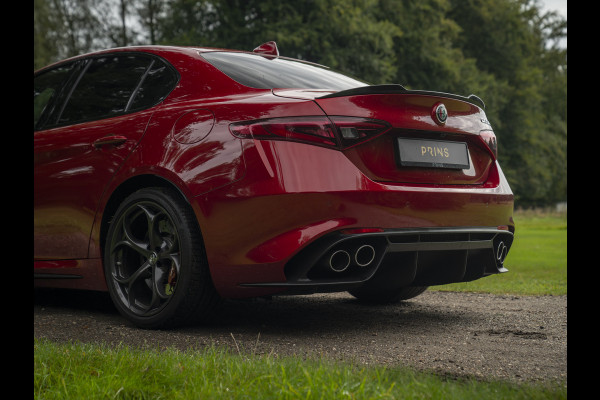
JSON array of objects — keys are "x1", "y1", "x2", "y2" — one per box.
[
  {"x1": 330, "y1": 117, "x2": 391, "y2": 148},
  {"x1": 230, "y1": 117, "x2": 337, "y2": 147},
  {"x1": 230, "y1": 116, "x2": 391, "y2": 149}
]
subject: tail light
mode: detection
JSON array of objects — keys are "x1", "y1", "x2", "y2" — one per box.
[
  {"x1": 230, "y1": 117, "x2": 337, "y2": 147},
  {"x1": 479, "y1": 130, "x2": 498, "y2": 159},
  {"x1": 229, "y1": 116, "x2": 391, "y2": 149},
  {"x1": 332, "y1": 117, "x2": 391, "y2": 148}
]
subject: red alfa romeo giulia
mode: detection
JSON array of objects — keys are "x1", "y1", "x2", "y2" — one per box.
[{"x1": 34, "y1": 42, "x2": 515, "y2": 328}]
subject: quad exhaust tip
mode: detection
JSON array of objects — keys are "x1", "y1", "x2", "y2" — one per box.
[
  {"x1": 328, "y1": 244, "x2": 376, "y2": 272},
  {"x1": 329, "y1": 250, "x2": 351, "y2": 272},
  {"x1": 354, "y1": 244, "x2": 376, "y2": 267},
  {"x1": 496, "y1": 241, "x2": 508, "y2": 264}
]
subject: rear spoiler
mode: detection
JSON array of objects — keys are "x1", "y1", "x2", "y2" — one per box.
[{"x1": 317, "y1": 84, "x2": 485, "y2": 109}]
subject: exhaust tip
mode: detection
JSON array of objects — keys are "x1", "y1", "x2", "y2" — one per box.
[
  {"x1": 329, "y1": 250, "x2": 351, "y2": 272},
  {"x1": 496, "y1": 241, "x2": 508, "y2": 264},
  {"x1": 355, "y1": 244, "x2": 376, "y2": 267}
]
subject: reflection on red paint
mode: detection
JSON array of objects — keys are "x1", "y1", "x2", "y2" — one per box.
[{"x1": 246, "y1": 218, "x2": 356, "y2": 263}]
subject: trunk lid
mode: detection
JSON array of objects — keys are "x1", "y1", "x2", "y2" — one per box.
[{"x1": 311, "y1": 85, "x2": 496, "y2": 186}]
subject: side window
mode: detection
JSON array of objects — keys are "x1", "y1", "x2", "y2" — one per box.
[
  {"x1": 58, "y1": 55, "x2": 152, "y2": 125},
  {"x1": 128, "y1": 58, "x2": 179, "y2": 111},
  {"x1": 33, "y1": 63, "x2": 75, "y2": 130}
]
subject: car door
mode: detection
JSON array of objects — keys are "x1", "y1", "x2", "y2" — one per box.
[{"x1": 34, "y1": 53, "x2": 176, "y2": 261}]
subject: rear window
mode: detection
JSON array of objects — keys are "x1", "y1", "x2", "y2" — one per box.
[{"x1": 201, "y1": 52, "x2": 368, "y2": 91}]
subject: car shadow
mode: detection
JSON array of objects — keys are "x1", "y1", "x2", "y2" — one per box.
[
  {"x1": 34, "y1": 288, "x2": 478, "y2": 339},
  {"x1": 190, "y1": 292, "x2": 479, "y2": 337},
  {"x1": 34, "y1": 288, "x2": 118, "y2": 314}
]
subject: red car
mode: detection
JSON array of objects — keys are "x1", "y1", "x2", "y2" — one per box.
[{"x1": 34, "y1": 42, "x2": 514, "y2": 329}]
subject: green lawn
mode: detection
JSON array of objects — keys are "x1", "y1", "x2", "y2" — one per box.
[
  {"x1": 34, "y1": 339, "x2": 566, "y2": 400},
  {"x1": 433, "y1": 209, "x2": 567, "y2": 295}
]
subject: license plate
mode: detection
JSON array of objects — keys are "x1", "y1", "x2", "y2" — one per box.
[{"x1": 396, "y1": 138, "x2": 470, "y2": 169}]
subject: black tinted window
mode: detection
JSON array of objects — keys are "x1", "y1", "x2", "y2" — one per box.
[
  {"x1": 59, "y1": 55, "x2": 151, "y2": 124},
  {"x1": 202, "y1": 52, "x2": 367, "y2": 91},
  {"x1": 34, "y1": 63, "x2": 75, "y2": 129},
  {"x1": 128, "y1": 58, "x2": 179, "y2": 111}
]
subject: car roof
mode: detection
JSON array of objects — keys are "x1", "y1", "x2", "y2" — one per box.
[
  {"x1": 35, "y1": 45, "x2": 248, "y2": 74},
  {"x1": 35, "y1": 42, "x2": 326, "y2": 75}
]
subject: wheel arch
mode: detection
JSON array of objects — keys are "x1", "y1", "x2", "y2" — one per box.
[{"x1": 98, "y1": 174, "x2": 194, "y2": 259}]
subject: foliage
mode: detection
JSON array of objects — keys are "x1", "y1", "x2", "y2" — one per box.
[{"x1": 33, "y1": 0, "x2": 566, "y2": 207}]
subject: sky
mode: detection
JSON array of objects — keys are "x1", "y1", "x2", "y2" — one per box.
[
  {"x1": 538, "y1": 0, "x2": 567, "y2": 48},
  {"x1": 539, "y1": 0, "x2": 567, "y2": 18}
]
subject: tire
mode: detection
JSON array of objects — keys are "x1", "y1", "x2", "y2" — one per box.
[
  {"x1": 348, "y1": 286, "x2": 428, "y2": 304},
  {"x1": 104, "y1": 187, "x2": 220, "y2": 329}
]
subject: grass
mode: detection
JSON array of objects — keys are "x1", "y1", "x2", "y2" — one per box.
[
  {"x1": 34, "y1": 209, "x2": 567, "y2": 399},
  {"x1": 34, "y1": 339, "x2": 566, "y2": 400},
  {"x1": 433, "y1": 208, "x2": 567, "y2": 296}
]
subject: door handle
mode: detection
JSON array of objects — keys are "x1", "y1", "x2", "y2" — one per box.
[{"x1": 93, "y1": 135, "x2": 128, "y2": 148}]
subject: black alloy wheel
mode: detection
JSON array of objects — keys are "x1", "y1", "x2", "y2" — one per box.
[{"x1": 104, "y1": 187, "x2": 220, "y2": 329}]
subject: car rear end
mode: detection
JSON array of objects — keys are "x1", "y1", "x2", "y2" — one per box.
[{"x1": 196, "y1": 50, "x2": 514, "y2": 298}]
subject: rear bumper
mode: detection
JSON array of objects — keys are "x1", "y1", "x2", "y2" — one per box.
[
  {"x1": 198, "y1": 182, "x2": 514, "y2": 298},
  {"x1": 244, "y1": 227, "x2": 513, "y2": 294}
]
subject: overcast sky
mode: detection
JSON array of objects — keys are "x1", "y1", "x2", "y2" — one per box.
[
  {"x1": 539, "y1": 0, "x2": 567, "y2": 18},
  {"x1": 538, "y1": 0, "x2": 567, "y2": 48}
]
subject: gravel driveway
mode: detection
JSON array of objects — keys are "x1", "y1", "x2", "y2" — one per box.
[{"x1": 34, "y1": 288, "x2": 566, "y2": 385}]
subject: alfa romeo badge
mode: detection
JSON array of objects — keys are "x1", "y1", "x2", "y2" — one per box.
[{"x1": 433, "y1": 103, "x2": 448, "y2": 125}]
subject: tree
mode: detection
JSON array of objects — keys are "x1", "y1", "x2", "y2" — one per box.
[
  {"x1": 136, "y1": 0, "x2": 167, "y2": 44},
  {"x1": 447, "y1": 0, "x2": 566, "y2": 206},
  {"x1": 34, "y1": 0, "x2": 60, "y2": 70},
  {"x1": 158, "y1": 0, "x2": 401, "y2": 83},
  {"x1": 34, "y1": 0, "x2": 152, "y2": 69}
]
